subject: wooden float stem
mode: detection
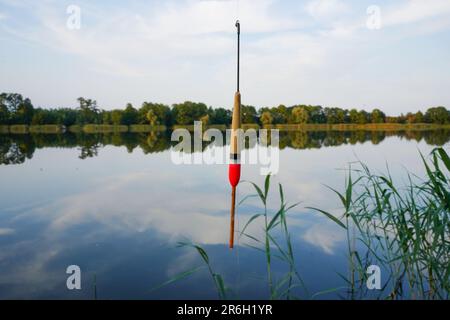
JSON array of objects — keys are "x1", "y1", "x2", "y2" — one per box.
[{"x1": 229, "y1": 186, "x2": 236, "y2": 248}]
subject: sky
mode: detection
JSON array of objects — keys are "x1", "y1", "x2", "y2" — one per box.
[{"x1": 0, "y1": 0, "x2": 449, "y2": 115}]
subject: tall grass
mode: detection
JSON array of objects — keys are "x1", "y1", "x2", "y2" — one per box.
[
  {"x1": 156, "y1": 148, "x2": 449, "y2": 300},
  {"x1": 152, "y1": 240, "x2": 228, "y2": 299},
  {"x1": 263, "y1": 123, "x2": 450, "y2": 132},
  {"x1": 310, "y1": 147, "x2": 450, "y2": 299},
  {"x1": 0, "y1": 125, "x2": 9, "y2": 134},
  {"x1": 129, "y1": 124, "x2": 167, "y2": 132},
  {"x1": 9, "y1": 125, "x2": 29, "y2": 134},
  {"x1": 29, "y1": 125, "x2": 64, "y2": 134},
  {"x1": 156, "y1": 174, "x2": 308, "y2": 300},
  {"x1": 83, "y1": 124, "x2": 128, "y2": 133},
  {"x1": 239, "y1": 174, "x2": 308, "y2": 299}
]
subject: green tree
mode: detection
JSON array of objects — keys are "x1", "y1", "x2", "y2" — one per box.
[
  {"x1": 31, "y1": 112, "x2": 43, "y2": 125},
  {"x1": 77, "y1": 97, "x2": 100, "y2": 124},
  {"x1": 208, "y1": 107, "x2": 231, "y2": 125},
  {"x1": 349, "y1": 109, "x2": 359, "y2": 123},
  {"x1": 200, "y1": 114, "x2": 210, "y2": 126},
  {"x1": 385, "y1": 116, "x2": 397, "y2": 123},
  {"x1": 111, "y1": 110, "x2": 123, "y2": 125},
  {"x1": 415, "y1": 111, "x2": 424, "y2": 123},
  {"x1": 241, "y1": 105, "x2": 258, "y2": 124},
  {"x1": 425, "y1": 106, "x2": 449, "y2": 124},
  {"x1": 306, "y1": 105, "x2": 326, "y2": 123},
  {"x1": 172, "y1": 101, "x2": 208, "y2": 125},
  {"x1": 0, "y1": 93, "x2": 34, "y2": 124},
  {"x1": 406, "y1": 112, "x2": 424, "y2": 124},
  {"x1": 31, "y1": 109, "x2": 52, "y2": 125},
  {"x1": 336, "y1": 108, "x2": 346, "y2": 123},
  {"x1": 0, "y1": 103, "x2": 10, "y2": 124},
  {"x1": 146, "y1": 109, "x2": 159, "y2": 126},
  {"x1": 14, "y1": 97, "x2": 34, "y2": 124},
  {"x1": 260, "y1": 111, "x2": 273, "y2": 125},
  {"x1": 406, "y1": 112, "x2": 414, "y2": 124},
  {"x1": 371, "y1": 109, "x2": 386, "y2": 123},
  {"x1": 291, "y1": 106, "x2": 309, "y2": 124},
  {"x1": 324, "y1": 107, "x2": 346, "y2": 124},
  {"x1": 396, "y1": 114, "x2": 407, "y2": 124},
  {"x1": 102, "y1": 111, "x2": 112, "y2": 124},
  {"x1": 56, "y1": 108, "x2": 78, "y2": 126},
  {"x1": 139, "y1": 102, "x2": 171, "y2": 125},
  {"x1": 122, "y1": 103, "x2": 138, "y2": 125},
  {"x1": 274, "y1": 105, "x2": 288, "y2": 124},
  {"x1": 357, "y1": 110, "x2": 370, "y2": 124}
]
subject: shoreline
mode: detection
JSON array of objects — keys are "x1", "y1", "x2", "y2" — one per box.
[{"x1": 1, "y1": 123, "x2": 450, "y2": 134}]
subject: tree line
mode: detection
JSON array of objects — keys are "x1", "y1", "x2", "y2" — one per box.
[{"x1": 1, "y1": 92, "x2": 449, "y2": 127}]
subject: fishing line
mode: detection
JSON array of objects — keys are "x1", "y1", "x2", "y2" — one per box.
[{"x1": 235, "y1": 3, "x2": 241, "y2": 296}]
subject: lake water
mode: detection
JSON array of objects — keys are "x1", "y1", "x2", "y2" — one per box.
[{"x1": 0, "y1": 130, "x2": 448, "y2": 299}]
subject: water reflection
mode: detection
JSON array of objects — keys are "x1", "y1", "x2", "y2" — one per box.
[
  {"x1": 0, "y1": 130, "x2": 448, "y2": 299},
  {"x1": 1, "y1": 129, "x2": 450, "y2": 165}
]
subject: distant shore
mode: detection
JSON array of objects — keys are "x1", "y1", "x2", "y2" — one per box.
[{"x1": 2, "y1": 123, "x2": 450, "y2": 134}]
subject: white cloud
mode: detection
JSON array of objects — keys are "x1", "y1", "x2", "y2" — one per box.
[
  {"x1": 0, "y1": 0, "x2": 450, "y2": 113},
  {"x1": 383, "y1": 0, "x2": 450, "y2": 27},
  {"x1": 151, "y1": 0, "x2": 298, "y2": 35},
  {"x1": 302, "y1": 223, "x2": 345, "y2": 254},
  {"x1": 0, "y1": 0, "x2": 302, "y2": 77},
  {"x1": 26, "y1": 169, "x2": 264, "y2": 246},
  {"x1": 306, "y1": 0, "x2": 348, "y2": 19},
  {"x1": 0, "y1": 228, "x2": 15, "y2": 236}
]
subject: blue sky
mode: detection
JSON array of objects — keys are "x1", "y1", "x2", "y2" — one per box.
[{"x1": 0, "y1": 0, "x2": 449, "y2": 114}]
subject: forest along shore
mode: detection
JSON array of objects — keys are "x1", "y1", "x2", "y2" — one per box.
[{"x1": 1, "y1": 93, "x2": 450, "y2": 133}]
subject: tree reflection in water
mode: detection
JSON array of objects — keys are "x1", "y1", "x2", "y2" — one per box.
[{"x1": 1, "y1": 129, "x2": 449, "y2": 165}]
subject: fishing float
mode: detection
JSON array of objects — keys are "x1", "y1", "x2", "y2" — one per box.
[{"x1": 229, "y1": 20, "x2": 241, "y2": 249}]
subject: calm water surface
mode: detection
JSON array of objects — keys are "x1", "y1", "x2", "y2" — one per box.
[{"x1": 0, "y1": 130, "x2": 448, "y2": 299}]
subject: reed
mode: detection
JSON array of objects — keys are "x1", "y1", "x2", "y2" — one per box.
[
  {"x1": 156, "y1": 174, "x2": 308, "y2": 300},
  {"x1": 263, "y1": 123, "x2": 450, "y2": 132},
  {"x1": 156, "y1": 149, "x2": 449, "y2": 300},
  {"x1": 0, "y1": 125, "x2": 9, "y2": 134},
  {"x1": 309, "y1": 147, "x2": 450, "y2": 299},
  {"x1": 29, "y1": 125, "x2": 64, "y2": 134},
  {"x1": 68, "y1": 125, "x2": 83, "y2": 133},
  {"x1": 9, "y1": 124, "x2": 29, "y2": 134},
  {"x1": 83, "y1": 124, "x2": 128, "y2": 133},
  {"x1": 129, "y1": 124, "x2": 167, "y2": 132},
  {"x1": 151, "y1": 240, "x2": 228, "y2": 300},
  {"x1": 172, "y1": 124, "x2": 227, "y2": 131},
  {"x1": 241, "y1": 123, "x2": 260, "y2": 130},
  {"x1": 239, "y1": 174, "x2": 309, "y2": 299}
]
